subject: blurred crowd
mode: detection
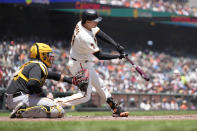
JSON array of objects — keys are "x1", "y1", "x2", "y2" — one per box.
[
  {"x1": 96, "y1": 0, "x2": 197, "y2": 17},
  {"x1": 1, "y1": 41, "x2": 197, "y2": 96},
  {"x1": 97, "y1": 51, "x2": 197, "y2": 96},
  {"x1": 119, "y1": 96, "x2": 196, "y2": 110}
]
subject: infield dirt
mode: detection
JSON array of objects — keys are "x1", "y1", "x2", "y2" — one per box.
[{"x1": 0, "y1": 115, "x2": 197, "y2": 121}]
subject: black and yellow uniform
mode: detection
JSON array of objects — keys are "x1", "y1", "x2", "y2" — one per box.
[
  {"x1": 6, "y1": 43, "x2": 73, "y2": 118},
  {"x1": 7, "y1": 60, "x2": 72, "y2": 95}
]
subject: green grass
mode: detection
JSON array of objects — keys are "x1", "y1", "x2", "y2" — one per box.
[
  {"x1": 0, "y1": 120, "x2": 197, "y2": 131},
  {"x1": 0, "y1": 111, "x2": 197, "y2": 131}
]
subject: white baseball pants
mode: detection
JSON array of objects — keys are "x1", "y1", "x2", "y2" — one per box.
[
  {"x1": 54, "y1": 58, "x2": 111, "y2": 107},
  {"x1": 6, "y1": 92, "x2": 64, "y2": 118}
]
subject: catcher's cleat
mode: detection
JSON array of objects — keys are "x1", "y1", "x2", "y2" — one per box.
[{"x1": 10, "y1": 102, "x2": 25, "y2": 118}]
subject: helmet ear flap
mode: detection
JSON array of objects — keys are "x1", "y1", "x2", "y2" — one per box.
[
  {"x1": 30, "y1": 44, "x2": 37, "y2": 59},
  {"x1": 82, "y1": 13, "x2": 87, "y2": 24},
  {"x1": 35, "y1": 43, "x2": 40, "y2": 59}
]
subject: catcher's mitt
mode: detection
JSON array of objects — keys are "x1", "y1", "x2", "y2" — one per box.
[{"x1": 72, "y1": 69, "x2": 89, "y2": 92}]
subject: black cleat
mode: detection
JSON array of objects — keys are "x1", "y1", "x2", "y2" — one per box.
[
  {"x1": 112, "y1": 111, "x2": 129, "y2": 117},
  {"x1": 107, "y1": 97, "x2": 129, "y2": 117}
]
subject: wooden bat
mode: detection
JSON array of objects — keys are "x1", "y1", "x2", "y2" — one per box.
[{"x1": 124, "y1": 55, "x2": 150, "y2": 81}]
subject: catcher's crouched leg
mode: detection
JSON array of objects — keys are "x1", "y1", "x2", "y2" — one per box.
[
  {"x1": 17, "y1": 105, "x2": 64, "y2": 118},
  {"x1": 50, "y1": 105, "x2": 64, "y2": 118}
]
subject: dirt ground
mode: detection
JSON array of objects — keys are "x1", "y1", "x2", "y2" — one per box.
[{"x1": 0, "y1": 115, "x2": 197, "y2": 121}]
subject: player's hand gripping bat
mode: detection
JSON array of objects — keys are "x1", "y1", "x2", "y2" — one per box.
[{"x1": 121, "y1": 52, "x2": 150, "y2": 81}]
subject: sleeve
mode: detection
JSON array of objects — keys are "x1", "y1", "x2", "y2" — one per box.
[
  {"x1": 28, "y1": 64, "x2": 42, "y2": 83},
  {"x1": 47, "y1": 71, "x2": 72, "y2": 84},
  {"x1": 93, "y1": 51, "x2": 119, "y2": 60},
  {"x1": 92, "y1": 26, "x2": 100, "y2": 36},
  {"x1": 86, "y1": 41, "x2": 100, "y2": 54},
  {"x1": 47, "y1": 71, "x2": 61, "y2": 81},
  {"x1": 28, "y1": 64, "x2": 42, "y2": 94},
  {"x1": 82, "y1": 37, "x2": 100, "y2": 54},
  {"x1": 96, "y1": 30, "x2": 118, "y2": 47}
]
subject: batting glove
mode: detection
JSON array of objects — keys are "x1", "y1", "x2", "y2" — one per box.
[{"x1": 119, "y1": 53, "x2": 128, "y2": 59}]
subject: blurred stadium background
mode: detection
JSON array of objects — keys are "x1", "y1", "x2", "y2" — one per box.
[{"x1": 1, "y1": 0, "x2": 197, "y2": 112}]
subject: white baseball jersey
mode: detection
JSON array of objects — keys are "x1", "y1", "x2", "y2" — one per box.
[{"x1": 70, "y1": 21, "x2": 100, "y2": 61}]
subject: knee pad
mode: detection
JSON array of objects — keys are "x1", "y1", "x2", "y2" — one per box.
[
  {"x1": 18, "y1": 105, "x2": 64, "y2": 118},
  {"x1": 50, "y1": 105, "x2": 64, "y2": 118}
]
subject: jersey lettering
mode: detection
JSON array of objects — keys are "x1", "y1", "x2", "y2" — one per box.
[
  {"x1": 71, "y1": 25, "x2": 80, "y2": 46},
  {"x1": 90, "y1": 43, "x2": 95, "y2": 49}
]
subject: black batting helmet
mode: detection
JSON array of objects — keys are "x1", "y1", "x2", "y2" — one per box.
[{"x1": 81, "y1": 9, "x2": 102, "y2": 24}]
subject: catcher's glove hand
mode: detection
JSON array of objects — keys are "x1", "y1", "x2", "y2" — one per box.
[{"x1": 72, "y1": 69, "x2": 89, "y2": 92}]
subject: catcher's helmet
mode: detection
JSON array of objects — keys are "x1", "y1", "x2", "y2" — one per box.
[
  {"x1": 30, "y1": 43, "x2": 53, "y2": 67},
  {"x1": 81, "y1": 9, "x2": 102, "y2": 24}
]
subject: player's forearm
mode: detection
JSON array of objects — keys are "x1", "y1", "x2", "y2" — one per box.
[
  {"x1": 47, "y1": 71, "x2": 72, "y2": 84},
  {"x1": 93, "y1": 51, "x2": 119, "y2": 60},
  {"x1": 96, "y1": 30, "x2": 118, "y2": 47}
]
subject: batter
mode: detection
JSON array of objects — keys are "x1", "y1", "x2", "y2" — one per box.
[{"x1": 55, "y1": 9, "x2": 129, "y2": 117}]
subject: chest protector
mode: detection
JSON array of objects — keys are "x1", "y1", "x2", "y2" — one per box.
[{"x1": 13, "y1": 60, "x2": 48, "y2": 86}]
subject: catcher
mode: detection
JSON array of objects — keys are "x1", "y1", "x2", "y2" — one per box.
[{"x1": 5, "y1": 43, "x2": 86, "y2": 118}]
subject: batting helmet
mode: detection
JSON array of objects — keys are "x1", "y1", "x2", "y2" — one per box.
[
  {"x1": 30, "y1": 43, "x2": 53, "y2": 67},
  {"x1": 81, "y1": 9, "x2": 102, "y2": 24}
]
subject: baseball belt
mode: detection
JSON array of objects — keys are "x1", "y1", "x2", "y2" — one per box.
[
  {"x1": 71, "y1": 57, "x2": 89, "y2": 63},
  {"x1": 5, "y1": 92, "x2": 23, "y2": 98}
]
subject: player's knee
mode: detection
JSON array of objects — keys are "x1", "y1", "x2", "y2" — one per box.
[
  {"x1": 83, "y1": 94, "x2": 91, "y2": 103},
  {"x1": 50, "y1": 105, "x2": 64, "y2": 118}
]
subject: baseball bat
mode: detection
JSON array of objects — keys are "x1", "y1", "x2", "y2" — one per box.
[{"x1": 124, "y1": 55, "x2": 150, "y2": 81}]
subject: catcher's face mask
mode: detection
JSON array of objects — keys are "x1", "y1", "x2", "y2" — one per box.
[
  {"x1": 47, "y1": 52, "x2": 55, "y2": 67},
  {"x1": 30, "y1": 43, "x2": 53, "y2": 67}
]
